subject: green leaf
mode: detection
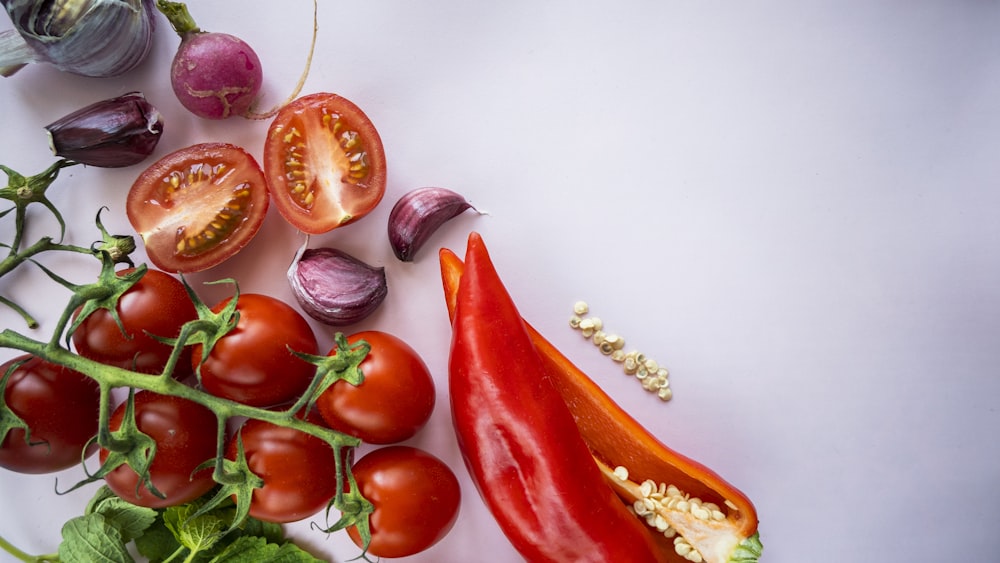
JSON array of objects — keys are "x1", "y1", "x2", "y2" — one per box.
[
  {"x1": 237, "y1": 517, "x2": 285, "y2": 545},
  {"x1": 91, "y1": 495, "x2": 158, "y2": 543},
  {"x1": 58, "y1": 514, "x2": 133, "y2": 563},
  {"x1": 207, "y1": 536, "x2": 323, "y2": 563},
  {"x1": 163, "y1": 504, "x2": 225, "y2": 555},
  {"x1": 134, "y1": 517, "x2": 181, "y2": 563}
]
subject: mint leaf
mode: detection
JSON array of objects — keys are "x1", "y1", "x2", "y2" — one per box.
[
  {"x1": 238, "y1": 517, "x2": 284, "y2": 545},
  {"x1": 208, "y1": 536, "x2": 279, "y2": 562},
  {"x1": 58, "y1": 514, "x2": 133, "y2": 563},
  {"x1": 134, "y1": 517, "x2": 181, "y2": 562},
  {"x1": 177, "y1": 514, "x2": 224, "y2": 554},
  {"x1": 163, "y1": 504, "x2": 225, "y2": 556},
  {"x1": 208, "y1": 536, "x2": 324, "y2": 563},
  {"x1": 90, "y1": 494, "x2": 157, "y2": 543}
]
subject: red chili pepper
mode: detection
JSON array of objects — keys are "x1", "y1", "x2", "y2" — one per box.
[{"x1": 441, "y1": 233, "x2": 762, "y2": 563}]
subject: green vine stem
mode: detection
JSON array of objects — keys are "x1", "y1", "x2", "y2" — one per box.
[
  {"x1": 0, "y1": 325, "x2": 364, "y2": 499},
  {"x1": 0, "y1": 532, "x2": 59, "y2": 562}
]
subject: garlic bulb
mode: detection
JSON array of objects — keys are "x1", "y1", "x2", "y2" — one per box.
[{"x1": 0, "y1": 0, "x2": 156, "y2": 77}]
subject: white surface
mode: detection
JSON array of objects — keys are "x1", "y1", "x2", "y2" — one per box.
[{"x1": 2, "y1": 1, "x2": 999, "y2": 562}]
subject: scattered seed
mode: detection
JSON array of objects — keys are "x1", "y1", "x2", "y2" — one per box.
[{"x1": 567, "y1": 302, "x2": 673, "y2": 401}]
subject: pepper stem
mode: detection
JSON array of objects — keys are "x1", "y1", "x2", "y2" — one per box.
[{"x1": 155, "y1": 0, "x2": 202, "y2": 37}]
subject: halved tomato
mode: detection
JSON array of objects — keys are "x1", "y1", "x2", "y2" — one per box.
[
  {"x1": 126, "y1": 143, "x2": 269, "y2": 273},
  {"x1": 263, "y1": 93, "x2": 387, "y2": 234}
]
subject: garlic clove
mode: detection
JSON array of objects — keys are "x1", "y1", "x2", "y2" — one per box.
[
  {"x1": 288, "y1": 243, "x2": 388, "y2": 326},
  {"x1": 44, "y1": 92, "x2": 163, "y2": 167},
  {"x1": 1, "y1": 0, "x2": 157, "y2": 78},
  {"x1": 388, "y1": 187, "x2": 479, "y2": 262}
]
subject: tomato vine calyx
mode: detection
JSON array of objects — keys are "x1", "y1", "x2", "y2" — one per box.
[
  {"x1": 188, "y1": 434, "x2": 265, "y2": 534},
  {"x1": 0, "y1": 359, "x2": 31, "y2": 446},
  {"x1": 288, "y1": 332, "x2": 370, "y2": 415},
  {"x1": 61, "y1": 389, "x2": 163, "y2": 500},
  {"x1": 176, "y1": 278, "x2": 242, "y2": 381},
  {"x1": 0, "y1": 159, "x2": 77, "y2": 243}
]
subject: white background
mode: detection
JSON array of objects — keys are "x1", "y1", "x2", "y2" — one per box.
[{"x1": 2, "y1": 1, "x2": 999, "y2": 562}]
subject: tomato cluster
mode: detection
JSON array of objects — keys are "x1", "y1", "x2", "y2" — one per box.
[{"x1": 1, "y1": 264, "x2": 457, "y2": 557}]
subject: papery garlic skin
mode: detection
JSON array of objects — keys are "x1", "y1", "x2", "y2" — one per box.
[
  {"x1": 45, "y1": 91, "x2": 163, "y2": 167},
  {"x1": 0, "y1": 0, "x2": 156, "y2": 78},
  {"x1": 288, "y1": 246, "x2": 388, "y2": 327}
]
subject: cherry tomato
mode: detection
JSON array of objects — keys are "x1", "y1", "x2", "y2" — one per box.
[
  {"x1": 0, "y1": 355, "x2": 100, "y2": 474},
  {"x1": 263, "y1": 93, "x2": 387, "y2": 234},
  {"x1": 193, "y1": 293, "x2": 318, "y2": 407},
  {"x1": 316, "y1": 331, "x2": 435, "y2": 444},
  {"x1": 102, "y1": 391, "x2": 217, "y2": 508},
  {"x1": 347, "y1": 446, "x2": 460, "y2": 558},
  {"x1": 127, "y1": 142, "x2": 269, "y2": 273},
  {"x1": 72, "y1": 268, "x2": 197, "y2": 376},
  {"x1": 227, "y1": 414, "x2": 340, "y2": 523}
]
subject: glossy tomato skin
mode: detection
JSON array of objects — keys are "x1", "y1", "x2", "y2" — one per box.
[
  {"x1": 102, "y1": 391, "x2": 217, "y2": 508},
  {"x1": 72, "y1": 268, "x2": 197, "y2": 376},
  {"x1": 227, "y1": 414, "x2": 340, "y2": 523},
  {"x1": 316, "y1": 331, "x2": 435, "y2": 444},
  {"x1": 127, "y1": 142, "x2": 269, "y2": 273},
  {"x1": 348, "y1": 446, "x2": 461, "y2": 558},
  {"x1": 194, "y1": 293, "x2": 318, "y2": 407},
  {"x1": 263, "y1": 92, "x2": 387, "y2": 234},
  {"x1": 0, "y1": 355, "x2": 100, "y2": 474}
]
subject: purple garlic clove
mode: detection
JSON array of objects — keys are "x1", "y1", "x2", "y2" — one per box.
[
  {"x1": 288, "y1": 245, "x2": 388, "y2": 326},
  {"x1": 44, "y1": 92, "x2": 163, "y2": 168},
  {"x1": 388, "y1": 187, "x2": 479, "y2": 262}
]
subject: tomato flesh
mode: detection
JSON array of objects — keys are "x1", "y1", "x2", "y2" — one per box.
[
  {"x1": 348, "y1": 445, "x2": 461, "y2": 558},
  {"x1": 72, "y1": 268, "x2": 197, "y2": 376},
  {"x1": 101, "y1": 391, "x2": 217, "y2": 508},
  {"x1": 317, "y1": 331, "x2": 435, "y2": 444},
  {"x1": 264, "y1": 93, "x2": 386, "y2": 234},
  {"x1": 0, "y1": 355, "x2": 100, "y2": 474},
  {"x1": 194, "y1": 293, "x2": 319, "y2": 407},
  {"x1": 228, "y1": 415, "x2": 340, "y2": 523},
  {"x1": 127, "y1": 142, "x2": 269, "y2": 273}
]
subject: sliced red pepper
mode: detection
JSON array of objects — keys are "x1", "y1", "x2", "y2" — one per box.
[
  {"x1": 447, "y1": 232, "x2": 670, "y2": 562},
  {"x1": 441, "y1": 233, "x2": 762, "y2": 563}
]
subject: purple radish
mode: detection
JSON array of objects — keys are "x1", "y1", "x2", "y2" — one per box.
[{"x1": 156, "y1": 0, "x2": 263, "y2": 120}]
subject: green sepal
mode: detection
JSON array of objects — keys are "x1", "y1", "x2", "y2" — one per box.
[
  {"x1": 319, "y1": 456, "x2": 373, "y2": 553},
  {"x1": 729, "y1": 532, "x2": 763, "y2": 563},
  {"x1": 0, "y1": 357, "x2": 32, "y2": 447},
  {"x1": 88, "y1": 207, "x2": 138, "y2": 267},
  {"x1": 64, "y1": 258, "x2": 148, "y2": 349},
  {"x1": 173, "y1": 278, "x2": 241, "y2": 383},
  {"x1": 188, "y1": 433, "x2": 265, "y2": 534},
  {"x1": 61, "y1": 389, "x2": 165, "y2": 500},
  {"x1": 287, "y1": 332, "x2": 370, "y2": 415},
  {"x1": 0, "y1": 159, "x2": 77, "y2": 244}
]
